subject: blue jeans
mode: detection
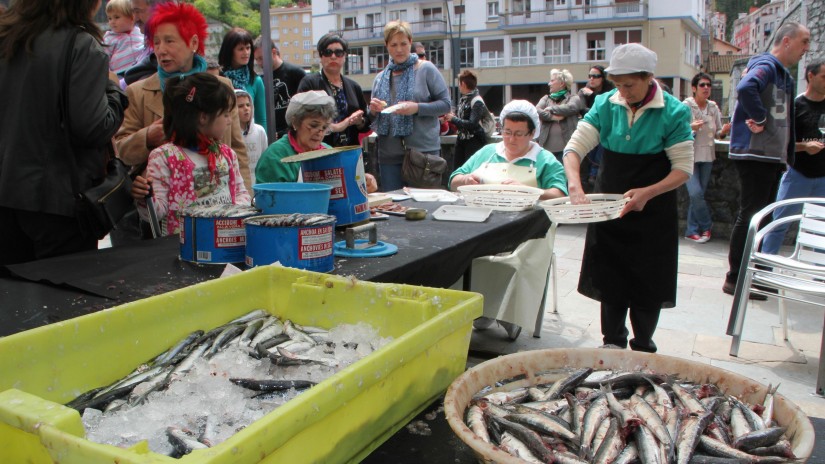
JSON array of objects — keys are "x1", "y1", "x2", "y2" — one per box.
[
  {"x1": 761, "y1": 166, "x2": 825, "y2": 254},
  {"x1": 378, "y1": 163, "x2": 404, "y2": 192},
  {"x1": 685, "y1": 162, "x2": 714, "y2": 236}
]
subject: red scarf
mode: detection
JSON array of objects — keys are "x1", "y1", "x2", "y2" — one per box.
[
  {"x1": 287, "y1": 131, "x2": 324, "y2": 153},
  {"x1": 195, "y1": 133, "x2": 221, "y2": 181}
]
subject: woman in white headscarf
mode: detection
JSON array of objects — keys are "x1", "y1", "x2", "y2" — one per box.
[
  {"x1": 449, "y1": 100, "x2": 568, "y2": 340},
  {"x1": 449, "y1": 100, "x2": 567, "y2": 200},
  {"x1": 561, "y1": 43, "x2": 693, "y2": 353}
]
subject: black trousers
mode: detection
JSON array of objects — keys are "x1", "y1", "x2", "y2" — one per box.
[
  {"x1": 453, "y1": 135, "x2": 487, "y2": 171},
  {"x1": 600, "y1": 301, "x2": 661, "y2": 353},
  {"x1": 726, "y1": 160, "x2": 784, "y2": 284},
  {"x1": 0, "y1": 207, "x2": 96, "y2": 267}
]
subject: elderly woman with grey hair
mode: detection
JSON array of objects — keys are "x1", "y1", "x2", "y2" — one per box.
[
  {"x1": 255, "y1": 91, "x2": 337, "y2": 183},
  {"x1": 536, "y1": 68, "x2": 581, "y2": 162}
]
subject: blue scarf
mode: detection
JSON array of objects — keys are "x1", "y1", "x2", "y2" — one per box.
[
  {"x1": 222, "y1": 65, "x2": 250, "y2": 90},
  {"x1": 158, "y1": 55, "x2": 208, "y2": 91},
  {"x1": 373, "y1": 54, "x2": 417, "y2": 137}
]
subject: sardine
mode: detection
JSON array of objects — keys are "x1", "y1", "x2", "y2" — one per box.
[
  {"x1": 592, "y1": 418, "x2": 623, "y2": 464},
  {"x1": 602, "y1": 383, "x2": 641, "y2": 432},
  {"x1": 284, "y1": 320, "x2": 317, "y2": 345},
  {"x1": 505, "y1": 411, "x2": 580, "y2": 444},
  {"x1": 731, "y1": 396, "x2": 766, "y2": 431},
  {"x1": 499, "y1": 431, "x2": 542, "y2": 463},
  {"x1": 153, "y1": 330, "x2": 204, "y2": 366},
  {"x1": 204, "y1": 324, "x2": 245, "y2": 359},
  {"x1": 630, "y1": 393, "x2": 673, "y2": 458},
  {"x1": 544, "y1": 367, "x2": 593, "y2": 401},
  {"x1": 671, "y1": 382, "x2": 706, "y2": 415},
  {"x1": 228, "y1": 309, "x2": 268, "y2": 325},
  {"x1": 613, "y1": 442, "x2": 639, "y2": 464},
  {"x1": 697, "y1": 435, "x2": 788, "y2": 463},
  {"x1": 676, "y1": 410, "x2": 715, "y2": 464},
  {"x1": 466, "y1": 404, "x2": 490, "y2": 443},
  {"x1": 761, "y1": 384, "x2": 779, "y2": 428},
  {"x1": 482, "y1": 387, "x2": 529, "y2": 405},
  {"x1": 229, "y1": 378, "x2": 316, "y2": 392},
  {"x1": 237, "y1": 319, "x2": 264, "y2": 347},
  {"x1": 732, "y1": 427, "x2": 786, "y2": 451},
  {"x1": 166, "y1": 426, "x2": 208, "y2": 457},
  {"x1": 488, "y1": 414, "x2": 556, "y2": 463},
  {"x1": 635, "y1": 422, "x2": 664, "y2": 464},
  {"x1": 579, "y1": 395, "x2": 610, "y2": 460},
  {"x1": 730, "y1": 405, "x2": 752, "y2": 440},
  {"x1": 274, "y1": 346, "x2": 338, "y2": 367},
  {"x1": 249, "y1": 317, "x2": 285, "y2": 347}
]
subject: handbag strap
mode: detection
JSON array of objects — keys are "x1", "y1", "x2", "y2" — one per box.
[{"x1": 59, "y1": 27, "x2": 82, "y2": 197}]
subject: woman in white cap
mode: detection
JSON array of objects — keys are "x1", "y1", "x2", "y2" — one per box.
[
  {"x1": 255, "y1": 90, "x2": 337, "y2": 183},
  {"x1": 561, "y1": 43, "x2": 694, "y2": 353},
  {"x1": 449, "y1": 100, "x2": 567, "y2": 200},
  {"x1": 449, "y1": 100, "x2": 568, "y2": 340}
]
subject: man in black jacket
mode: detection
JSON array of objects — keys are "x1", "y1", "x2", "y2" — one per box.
[{"x1": 254, "y1": 36, "x2": 306, "y2": 139}]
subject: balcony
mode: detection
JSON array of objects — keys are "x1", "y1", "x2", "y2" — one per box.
[
  {"x1": 329, "y1": 0, "x2": 406, "y2": 12},
  {"x1": 499, "y1": 2, "x2": 646, "y2": 27},
  {"x1": 337, "y1": 19, "x2": 449, "y2": 42}
]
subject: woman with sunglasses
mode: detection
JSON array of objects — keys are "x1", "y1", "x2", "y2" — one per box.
[
  {"x1": 682, "y1": 72, "x2": 730, "y2": 243},
  {"x1": 368, "y1": 21, "x2": 451, "y2": 191},
  {"x1": 577, "y1": 65, "x2": 614, "y2": 186},
  {"x1": 297, "y1": 33, "x2": 369, "y2": 147}
]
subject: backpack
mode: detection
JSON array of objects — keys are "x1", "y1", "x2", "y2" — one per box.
[{"x1": 471, "y1": 95, "x2": 496, "y2": 138}]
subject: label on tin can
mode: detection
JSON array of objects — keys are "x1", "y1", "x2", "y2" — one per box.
[
  {"x1": 304, "y1": 168, "x2": 346, "y2": 200},
  {"x1": 298, "y1": 225, "x2": 333, "y2": 259},
  {"x1": 214, "y1": 218, "x2": 246, "y2": 248}
]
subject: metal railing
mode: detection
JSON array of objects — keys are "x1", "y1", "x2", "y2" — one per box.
[
  {"x1": 499, "y1": 2, "x2": 646, "y2": 27},
  {"x1": 330, "y1": 0, "x2": 408, "y2": 11},
  {"x1": 336, "y1": 19, "x2": 449, "y2": 42}
]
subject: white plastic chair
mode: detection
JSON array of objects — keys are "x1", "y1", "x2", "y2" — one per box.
[
  {"x1": 470, "y1": 222, "x2": 558, "y2": 339},
  {"x1": 726, "y1": 198, "x2": 825, "y2": 395}
]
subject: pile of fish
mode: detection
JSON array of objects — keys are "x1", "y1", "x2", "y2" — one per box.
[
  {"x1": 68, "y1": 310, "x2": 390, "y2": 458},
  {"x1": 244, "y1": 213, "x2": 336, "y2": 227},
  {"x1": 180, "y1": 204, "x2": 259, "y2": 218},
  {"x1": 464, "y1": 367, "x2": 798, "y2": 463}
]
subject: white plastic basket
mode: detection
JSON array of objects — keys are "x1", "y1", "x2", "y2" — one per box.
[
  {"x1": 539, "y1": 193, "x2": 629, "y2": 224},
  {"x1": 457, "y1": 184, "x2": 543, "y2": 212}
]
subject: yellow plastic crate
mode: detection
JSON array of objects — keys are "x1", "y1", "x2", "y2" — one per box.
[{"x1": 0, "y1": 266, "x2": 482, "y2": 464}]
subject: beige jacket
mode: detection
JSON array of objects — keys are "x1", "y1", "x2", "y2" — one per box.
[{"x1": 114, "y1": 73, "x2": 252, "y2": 190}]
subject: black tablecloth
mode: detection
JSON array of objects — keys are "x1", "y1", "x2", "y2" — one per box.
[{"x1": 0, "y1": 202, "x2": 550, "y2": 337}]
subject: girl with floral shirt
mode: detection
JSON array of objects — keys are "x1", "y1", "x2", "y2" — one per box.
[{"x1": 134, "y1": 73, "x2": 250, "y2": 236}]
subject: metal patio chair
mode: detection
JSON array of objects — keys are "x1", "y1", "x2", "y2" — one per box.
[{"x1": 726, "y1": 198, "x2": 825, "y2": 395}]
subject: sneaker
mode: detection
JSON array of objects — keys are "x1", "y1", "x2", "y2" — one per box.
[
  {"x1": 598, "y1": 344, "x2": 624, "y2": 349},
  {"x1": 685, "y1": 234, "x2": 709, "y2": 244},
  {"x1": 722, "y1": 280, "x2": 767, "y2": 301},
  {"x1": 700, "y1": 230, "x2": 711, "y2": 242}
]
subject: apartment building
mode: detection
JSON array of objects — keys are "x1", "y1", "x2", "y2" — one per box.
[
  {"x1": 311, "y1": 0, "x2": 707, "y2": 113},
  {"x1": 267, "y1": 4, "x2": 314, "y2": 70},
  {"x1": 731, "y1": 1, "x2": 785, "y2": 55}
]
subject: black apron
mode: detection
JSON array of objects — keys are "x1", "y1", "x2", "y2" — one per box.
[{"x1": 578, "y1": 148, "x2": 678, "y2": 309}]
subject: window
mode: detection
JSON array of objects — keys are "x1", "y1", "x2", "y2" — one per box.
[
  {"x1": 544, "y1": 35, "x2": 571, "y2": 64},
  {"x1": 303, "y1": 27, "x2": 311, "y2": 37},
  {"x1": 347, "y1": 47, "x2": 363, "y2": 74},
  {"x1": 343, "y1": 17, "x2": 357, "y2": 30},
  {"x1": 294, "y1": 53, "x2": 299, "y2": 61},
  {"x1": 513, "y1": 0, "x2": 531, "y2": 17},
  {"x1": 294, "y1": 14, "x2": 299, "y2": 21},
  {"x1": 272, "y1": 16, "x2": 279, "y2": 25},
  {"x1": 422, "y1": 40, "x2": 445, "y2": 68},
  {"x1": 576, "y1": 0, "x2": 592, "y2": 14},
  {"x1": 388, "y1": 9, "x2": 407, "y2": 22},
  {"x1": 459, "y1": 38, "x2": 474, "y2": 68},
  {"x1": 586, "y1": 32, "x2": 605, "y2": 61},
  {"x1": 302, "y1": 13, "x2": 310, "y2": 23},
  {"x1": 304, "y1": 54, "x2": 312, "y2": 65},
  {"x1": 282, "y1": 28, "x2": 289, "y2": 35},
  {"x1": 479, "y1": 39, "x2": 504, "y2": 67},
  {"x1": 614, "y1": 29, "x2": 642, "y2": 45},
  {"x1": 282, "y1": 41, "x2": 290, "y2": 49},
  {"x1": 511, "y1": 37, "x2": 537, "y2": 65},
  {"x1": 454, "y1": 4, "x2": 466, "y2": 25},
  {"x1": 423, "y1": 7, "x2": 443, "y2": 27},
  {"x1": 615, "y1": 0, "x2": 640, "y2": 14},
  {"x1": 556, "y1": 0, "x2": 567, "y2": 5},
  {"x1": 487, "y1": 1, "x2": 499, "y2": 19},
  {"x1": 293, "y1": 41, "x2": 299, "y2": 48},
  {"x1": 303, "y1": 40, "x2": 311, "y2": 50},
  {"x1": 293, "y1": 28, "x2": 299, "y2": 34},
  {"x1": 366, "y1": 13, "x2": 382, "y2": 36},
  {"x1": 368, "y1": 45, "x2": 386, "y2": 73}
]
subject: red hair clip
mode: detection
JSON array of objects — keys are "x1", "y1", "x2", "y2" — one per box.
[{"x1": 186, "y1": 86, "x2": 196, "y2": 103}]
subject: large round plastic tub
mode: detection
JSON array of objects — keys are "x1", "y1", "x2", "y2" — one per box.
[
  {"x1": 253, "y1": 182, "x2": 332, "y2": 215},
  {"x1": 443, "y1": 348, "x2": 814, "y2": 463}
]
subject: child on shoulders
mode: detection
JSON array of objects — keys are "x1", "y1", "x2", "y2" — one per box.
[{"x1": 104, "y1": 0, "x2": 144, "y2": 75}]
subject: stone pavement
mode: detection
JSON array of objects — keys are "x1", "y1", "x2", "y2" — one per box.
[{"x1": 469, "y1": 223, "x2": 825, "y2": 419}]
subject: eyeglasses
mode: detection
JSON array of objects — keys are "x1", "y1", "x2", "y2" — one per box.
[
  {"x1": 588, "y1": 74, "x2": 603, "y2": 79},
  {"x1": 697, "y1": 82, "x2": 712, "y2": 88},
  {"x1": 320, "y1": 49, "x2": 346, "y2": 58},
  {"x1": 501, "y1": 130, "x2": 531, "y2": 138},
  {"x1": 416, "y1": 53, "x2": 426, "y2": 58},
  {"x1": 304, "y1": 122, "x2": 332, "y2": 135}
]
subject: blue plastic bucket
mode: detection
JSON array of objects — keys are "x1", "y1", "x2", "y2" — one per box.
[
  {"x1": 299, "y1": 146, "x2": 370, "y2": 226},
  {"x1": 179, "y1": 205, "x2": 260, "y2": 264},
  {"x1": 244, "y1": 214, "x2": 336, "y2": 272},
  {"x1": 252, "y1": 183, "x2": 332, "y2": 215}
]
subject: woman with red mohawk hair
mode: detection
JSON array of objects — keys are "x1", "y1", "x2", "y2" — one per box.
[{"x1": 115, "y1": 2, "x2": 252, "y2": 192}]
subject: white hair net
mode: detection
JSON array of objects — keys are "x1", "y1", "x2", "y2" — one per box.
[
  {"x1": 498, "y1": 100, "x2": 541, "y2": 140},
  {"x1": 285, "y1": 90, "x2": 336, "y2": 127}
]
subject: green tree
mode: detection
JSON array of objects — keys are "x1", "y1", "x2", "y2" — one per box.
[{"x1": 194, "y1": 0, "x2": 262, "y2": 36}]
